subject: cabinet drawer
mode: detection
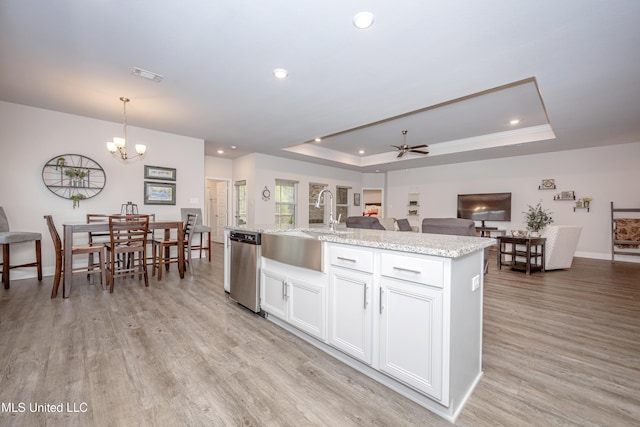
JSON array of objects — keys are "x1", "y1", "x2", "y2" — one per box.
[
  {"x1": 380, "y1": 252, "x2": 444, "y2": 287},
  {"x1": 330, "y1": 245, "x2": 374, "y2": 273}
]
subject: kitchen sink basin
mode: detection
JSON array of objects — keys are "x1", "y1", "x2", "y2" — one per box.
[{"x1": 261, "y1": 231, "x2": 328, "y2": 271}]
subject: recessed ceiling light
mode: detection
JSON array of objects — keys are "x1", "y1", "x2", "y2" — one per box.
[
  {"x1": 510, "y1": 119, "x2": 521, "y2": 125},
  {"x1": 359, "y1": 150, "x2": 365, "y2": 154},
  {"x1": 231, "y1": 145, "x2": 237, "y2": 150},
  {"x1": 217, "y1": 150, "x2": 224, "y2": 154},
  {"x1": 353, "y1": 11, "x2": 375, "y2": 29},
  {"x1": 314, "y1": 137, "x2": 322, "y2": 142},
  {"x1": 131, "y1": 67, "x2": 163, "y2": 82},
  {"x1": 273, "y1": 68, "x2": 288, "y2": 79}
]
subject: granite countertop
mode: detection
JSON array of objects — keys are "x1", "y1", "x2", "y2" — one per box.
[{"x1": 227, "y1": 224, "x2": 494, "y2": 259}]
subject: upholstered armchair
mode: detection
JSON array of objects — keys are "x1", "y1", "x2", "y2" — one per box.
[{"x1": 541, "y1": 225, "x2": 582, "y2": 270}]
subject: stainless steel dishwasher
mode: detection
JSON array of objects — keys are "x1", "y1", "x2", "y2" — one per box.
[{"x1": 229, "y1": 230, "x2": 261, "y2": 313}]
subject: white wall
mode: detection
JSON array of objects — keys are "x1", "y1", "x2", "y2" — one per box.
[
  {"x1": 386, "y1": 142, "x2": 640, "y2": 260},
  {"x1": 0, "y1": 101, "x2": 205, "y2": 280},
  {"x1": 233, "y1": 153, "x2": 363, "y2": 225},
  {"x1": 205, "y1": 156, "x2": 233, "y2": 179}
]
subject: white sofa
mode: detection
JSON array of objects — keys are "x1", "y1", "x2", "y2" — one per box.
[{"x1": 542, "y1": 225, "x2": 582, "y2": 270}]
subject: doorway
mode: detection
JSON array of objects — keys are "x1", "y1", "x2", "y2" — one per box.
[
  {"x1": 206, "y1": 178, "x2": 230, "y2": 243},
  {"x1": 362, "y1": 188, "x2": 384, "y2": 217}
]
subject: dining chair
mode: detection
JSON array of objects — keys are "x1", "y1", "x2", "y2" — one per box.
[
  {"x1": 44, "y1": 215, "x2": 107, "y2": 298},
  {"x1": 86, "y1": 213, "x2": 110, "y2": 273},
  {"x1": 152, "y1": 213, "x2": 197, "y2": 280},
  {"x1": 180, "y1": 208, "x2": 211, "y2": 261},
  {"x1": 1, "y1": 206, "x2": 42, "y2": 289},
  {"x1": 104, "y1": 215, "x2": 150, "y2": 293}
]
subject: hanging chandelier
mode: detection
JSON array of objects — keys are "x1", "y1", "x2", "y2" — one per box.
[{"x1": 106, "y1": 97, "x2": 146, "y2": 160}]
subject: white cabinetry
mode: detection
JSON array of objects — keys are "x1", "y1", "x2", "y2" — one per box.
[
  {"x1": 261, "y1": 269, "x2": 288, "y2": 319},
  {"x1": 262, "y1": 238, "x2": 484, "y2": 422},
  {"x1": 326, "y1": 244, "x2": 454, "y2": 404},
  {"x1": 329, "y1": 268, "x2": 374, "y2": 364},
  {"x1": 260, "y1": 259, "x2": 326, "y2": 340},
  {"x1": 379, "y1": 277, "x2": 444, "y2": 401},
  {"x1": 328, "y1": 245, "x2": 374, "y2": 363}
]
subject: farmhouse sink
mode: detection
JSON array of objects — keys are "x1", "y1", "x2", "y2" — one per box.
[{"x1": 261, "y1": 230, "x2": 333, "y2": 272}]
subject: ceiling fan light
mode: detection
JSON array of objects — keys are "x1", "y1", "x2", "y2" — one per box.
[{"x1": 353, "y1": 11, "x2": 375, "y2": 29}]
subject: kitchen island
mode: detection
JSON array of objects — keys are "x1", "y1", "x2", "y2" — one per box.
[{"x1": 224, "y1": 226, "x2": 494, "y2": 422}]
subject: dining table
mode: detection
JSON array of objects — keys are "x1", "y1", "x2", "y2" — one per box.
[{"x1": 61, "y1": 219, "x2": 184, "y2": 298}]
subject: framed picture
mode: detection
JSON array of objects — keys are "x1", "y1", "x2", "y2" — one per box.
[
  {"x1": 144, "y1": 165, "x2": 176, "y2": 181},
  {"x1": 354, "y1": 193, "x2": 361, "y2": 206},
  {"x1": 144, "y1": 181, "x2": 176, "y2": 205},
  {"x1": 539, "y1": 178, "x2": 556, "y2": 190}
]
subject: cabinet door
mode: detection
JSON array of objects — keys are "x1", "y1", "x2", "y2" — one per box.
[
  {"x1": 328, "y1": 268, "x2": 373, "y2": 364},
  {"x1": 260, "y1": 269, "x2": 287, "y2": 320},
  {"x1": 379, "y1": 278, "x2": 443, "y2": 400},
  {"x1": 288, "y1": 277, "x2": 325, "y2": 340}
]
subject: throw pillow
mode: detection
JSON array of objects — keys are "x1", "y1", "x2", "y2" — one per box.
[{"x1": 396, "y1": 218, "x2": 412, "y2": 231}]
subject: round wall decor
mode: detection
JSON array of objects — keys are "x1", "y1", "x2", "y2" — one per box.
[
  {"x1": 42, "y1": 154, "x2": 106, "y2": 206},
  {"x1": 262, "y1": 186, "x2": 271, "y2": 201}
]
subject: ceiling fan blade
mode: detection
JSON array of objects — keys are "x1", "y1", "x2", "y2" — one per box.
[
  {"x1": 391, "y1": 145, "x2": 402, "y2": 150},
  {"x1": 409, "y1": 149, "x2": 429, "y2": 155},
  {"x1": 410, "y1": 144, "x2": 429, "y2": 149},
  {"x1": 396, "y1": 151, "x2": 405, "y2": 158}
]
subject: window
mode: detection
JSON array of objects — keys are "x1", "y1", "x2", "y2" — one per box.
[
  {"x1": 309, "y1": 183, "x2": 326, "y2": 224},
  {"x1": 275, "y1": 179, "x2": 297, "y2": 226},
  {"x1": 235, "y1": 180, "x2": 247, "y2": 226},
  {"x1": 335, "y1": 185, "x2": 350, "y2": 223}
]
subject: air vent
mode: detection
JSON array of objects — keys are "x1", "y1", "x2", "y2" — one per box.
[{"x1": 131, "y1": 67, "x2": 163, "y2": 82}]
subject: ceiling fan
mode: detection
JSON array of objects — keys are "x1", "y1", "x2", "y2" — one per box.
[{"x1": 391, "y1": 130, "x2": 429, "y2": 158}]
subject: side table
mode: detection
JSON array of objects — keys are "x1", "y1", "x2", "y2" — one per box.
[
  {"x1": 497, "y1": 235, "x2": 546, "y2": 274},
  {"x1": 476, "y1": 227, "x2": 506, "y2": 238}
]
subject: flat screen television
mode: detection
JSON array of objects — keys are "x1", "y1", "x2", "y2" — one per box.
[{"x1": 457, "y1": 192, "x2": 511, "y2": 228}]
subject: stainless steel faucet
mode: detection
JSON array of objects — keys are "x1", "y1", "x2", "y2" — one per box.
[{"x1": 316, "y1": 188, "x2": 337, "y2": 231}]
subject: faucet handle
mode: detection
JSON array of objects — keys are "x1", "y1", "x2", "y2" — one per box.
[{"x1": 336, "y1": 213, "x2": 342, "y2": 224}]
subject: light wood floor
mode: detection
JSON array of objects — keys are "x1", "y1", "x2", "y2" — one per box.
[{"x1": 1, "y1": 245, "x2": 639, "y2": 426}]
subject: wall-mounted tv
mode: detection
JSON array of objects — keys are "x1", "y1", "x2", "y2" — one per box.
[{"x1": 457, "y1": 192, "x2": 512, "y2": 228}]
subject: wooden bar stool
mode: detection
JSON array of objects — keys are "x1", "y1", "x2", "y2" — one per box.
[
  {"x1": 180, "y1": 208, "x2": 211, "y2": 261},
  {"x1": 1, "y1": 207, "x2": 42, "y2": 289},
  {"x1": 152, "y1": 214, "x2": 197, "y2": 280},
  {"x1": 44, "y1": 215, "x2": 107, "y2": 298}
]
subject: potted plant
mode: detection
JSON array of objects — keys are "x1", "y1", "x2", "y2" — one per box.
[
  {"x1": 523, "y1": 201, "x2": 553, "y2": 235},
  {"x1": 582, "y1": 197, "x2": 593, "y2": 208},
  {"x1": 64, "y1": 168, "x2": 88, "y2": 187},
  {"x1": 70, "y1": 194, "x2": 86, "y2": 209}
]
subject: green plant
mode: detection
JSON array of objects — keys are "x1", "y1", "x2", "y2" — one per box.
[
  {"x1": 64, "y1": 168, "x2": 87, "y2": 180},
  {"x1": 523, "y1": 201, "x2": 553, "y2": 232},
  {"x1": 70, "y1": 194, "x2": 86, "y2": 209},
  {"x1": 55, "y1": 157, "x2": 66, "y2": 170}
]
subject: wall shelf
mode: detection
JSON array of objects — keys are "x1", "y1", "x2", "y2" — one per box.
[{"x1": 407, "y1": 193, "x2": 420, "y2": 216}]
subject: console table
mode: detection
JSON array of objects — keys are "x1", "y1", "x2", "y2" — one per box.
[
  {"x1": 476, "y1": 227, "x2": 506, "y2": 238},
  {"x1": 497, "y1": 235, "x2": 546, "y2": 274}
]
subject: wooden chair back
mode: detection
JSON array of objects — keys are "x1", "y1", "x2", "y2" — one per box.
[
  {"x1": 108, "y1": 215, "x2": 150, "y2": 249},
  {"x1": 44, "y1": 215, "x2": 62, "y2": 255}
]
